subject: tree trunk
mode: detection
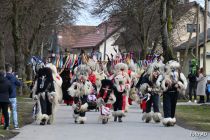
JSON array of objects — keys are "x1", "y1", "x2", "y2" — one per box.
[
  {"x1": 0, "y1": 32, "x2": 5, "y2": 71},
  {"x1": 12, "y1": 0, "x2": 24, "y2": 95},
  {"x1": 160, "y1": 0, "x2": 174, "y2": 62}
]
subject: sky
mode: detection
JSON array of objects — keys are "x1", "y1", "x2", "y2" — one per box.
[
  {"x1": 75, "y1": 0, "x2": 104, "y2": 26},
  {"x1": 75, "y1": 0, "x2": 204, "y2": 26}
]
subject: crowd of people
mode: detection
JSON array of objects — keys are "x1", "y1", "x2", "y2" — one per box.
[
  {"x1": 0, "y1": 64, "x2": 21, "y2": 130},
  {"x1": 1, "y1": 50, "x2": 210, "y2": 131},
  {"x1": 188, "y1": 67, "x2": 210, "y2": 104}
]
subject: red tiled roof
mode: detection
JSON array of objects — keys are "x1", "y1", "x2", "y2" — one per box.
[
  {"x1": 72, "y1": 21, "x2": 120, "y2": 49},
  {"x1": 57, "y1": 25, "x2": 96, "y2": 49}
]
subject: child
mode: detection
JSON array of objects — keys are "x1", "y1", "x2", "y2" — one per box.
[
  {"x1": 206, "y1": 79, "x2": 210, "y2": 103},
  {"x1": 0, "y1": 110, "x2": 4, "y2": 126}
]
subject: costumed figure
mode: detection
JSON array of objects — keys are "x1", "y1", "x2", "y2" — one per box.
[
  {"x1": 32, "y1": 63, "x2": 63, "y2": 125},
  {"x1": 127, "y1": 63, "x2": 140, "y2": 105},
  {"x1": 68, "y1": 65, "x2": 94, "y2": 124},
  {"x1": 140, "y1": 62, "x2": 163, "y2": 123},
  {"x1": 160, "y1": 60, "x2": 188, "y2": 126},
  {"x1": 86, "y1": 59, "x2": 105, "y2": 111},
  {"x1": 112, "y1": 63, "x2": 131, "y2": 122},
  {"x1": 60, "y1": 68, "x2": 74, "y2": 106},
  {"x1": 97, "y1": 79, "x2": 116, "y2": 124}
]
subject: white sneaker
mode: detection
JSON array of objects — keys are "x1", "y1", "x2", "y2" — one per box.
[
  {"x1": 14, "y1": 126, "x2": 19, "y2": 130},
  {"x1": 188, "y1": 100, "x2": 192, "y2": 103},
  {"x1": 194, "y1": 100, "x2": 197, "y2": 103}
]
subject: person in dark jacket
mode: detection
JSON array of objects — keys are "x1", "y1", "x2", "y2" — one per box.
[
  {"x1": 187, "y1": 70, "x2": 197, "y2": 103},
  {"x1": 5, "y1": 64, "x2": 21, "y2": 129},
  {"x1": 0, "y1": 71, "x2": 12, "y2": 130}
]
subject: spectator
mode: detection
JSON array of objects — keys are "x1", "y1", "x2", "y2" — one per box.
[
  {"x1": 187, "y1": 70, "x2": 197, "y2": 103},
  {"x1": 206, "y1": 78, "x2": 210, "y2": 103},
  {"x1": 5, "y1": 64, "x2": 21, "y2": 130},
  {"x1": 196, "y1": 68, "x2": 207, "y2": 104},
  {"x1": 0, "y1": 70, "x2": 12, "y2": 130}
]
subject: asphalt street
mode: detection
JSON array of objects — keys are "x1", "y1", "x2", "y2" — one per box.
[{"x1": 11, "y1": 104, "x2": 210, "y2": 140}]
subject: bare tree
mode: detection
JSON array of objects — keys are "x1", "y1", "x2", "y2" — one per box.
[{"x1": 0, "y1": 0, "x2": 84, "y2": 94}]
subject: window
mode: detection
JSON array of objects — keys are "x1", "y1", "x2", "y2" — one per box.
[
  {"x1": 178, "y1": 0, "x2": 184, "y2": 4},
  {"x1": 187, "y1": 24, "x2": 200, "y2": 32},
  {"x1": 178, "y1": 0, "x2": 189, "y2": 4}
]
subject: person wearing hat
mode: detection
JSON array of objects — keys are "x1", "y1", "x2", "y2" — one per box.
[{"x1": 0, "y1": 70, "x2": 12, "y2": 130}]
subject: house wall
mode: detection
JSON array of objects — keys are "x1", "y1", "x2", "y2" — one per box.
[
  {"x1": 172, "y1": 7, "x2": 205, "y2": 48},
  {"x1": 99, "y1": 32, "x2": 121, "y2": 61},
  {"x1": 174, "y1": 6, "x2": 208, "y2": 75},
  {"x1": 199, "y1": 41, "x2": 210, "y2": 75}
]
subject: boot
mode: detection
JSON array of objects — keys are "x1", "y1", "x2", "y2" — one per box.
[
  {"x1": 114, "y1": 116, "x2": 117, "y2": 122},
  {"x1": 118, "y1": 116, "x2": 122, "y2": 122},
  {"x1": 40, "y1": 119, "x2": 46, "y2": 125},
  {"x1": 198, "y1": 96, "x2": 205, "y2": 104},
  {"x1": 102, "y1": 118, "x2": 108, "y2": 124},
  {"x1": 206, "y1": 94, "x2": 210, "y2": 103}
]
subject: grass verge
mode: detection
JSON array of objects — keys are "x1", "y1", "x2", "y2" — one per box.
[
  {"x1": 0, "y1": 96, "x2": 34, "y2": 140},
  {"x1": 176, "y1": 105, "x2": 210, "y2": 132}
]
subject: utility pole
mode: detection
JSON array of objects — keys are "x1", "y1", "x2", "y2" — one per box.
[
  {"x1": 203, "y1": 0, "x2": 208, "y2": 75},
  {"x1": 103, "y1": 22, "x2": 108, "y2": 61}
]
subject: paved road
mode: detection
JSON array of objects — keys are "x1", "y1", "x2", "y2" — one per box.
[{"x1": 12, "y1": 104, "x2": 210, "y2": 140}]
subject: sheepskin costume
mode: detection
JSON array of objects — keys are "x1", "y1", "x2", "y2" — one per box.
[
  {"x1": 68, "y1": 65, "x2": 94, "y2": 124},
  {"x1": 68, "y1": 80, "x2": 93, "y2": 124},
  {"x1": 97, "y1": 79, "x2": 116, "y2": 124},
  {"x1": 161, "y1": 60, "x2": 187, "y2": 126},
  {"x1": 128, "y1": 63, "x2": 140, "y2": 105},
  {"x1": 45, "y1": 63, "x2": 63, "y2": 103},
  {"x1": 112, "y1": 72, "x2": 129, "y2": 122},
  {"x1": 32, "y1": 67, "x2": 56, "y2": 125},
  {"x1": 114, "y1": 63, "x2": 131, "y2": 113},
  {"x1": 139, "y1": 62, "x2": 163, "y2": 123},
  {"x1": 95, "y1": 71, "x2": 107, "y2": 93}
]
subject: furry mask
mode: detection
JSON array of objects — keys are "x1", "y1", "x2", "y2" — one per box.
[
  {"x1": 164, "y1": 60, "x2": 180, "y2": 82},
  {"x1": 67, "y1": 82, "x2": 81, "y2": 97},
  {"x1": 114, "y1": 63, "x2": 128, "y2": 76},
  {"x1": 87, "y1": 59, "x2": 97, "y2": 71},
  {"x1": 76, "y1": 65, "x2": 90, "y2": 82},
  {"x1": 45, "y1": 63, "x2": 63, "y2": 87},
  {"x1": 114, "y1": 74, "x2": 127, "y2": 92}
]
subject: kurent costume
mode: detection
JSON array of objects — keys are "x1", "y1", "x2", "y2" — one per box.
[
  {"x1": 112, "y1": 63, "x2": 131, "y2": 122},
  {"x1": 68, "y1": 65, "x2": 94, "y2": 124},
  {"x1": 60, "y1": 69, "x2": 74, "y2": 106},
  {"x1": 32, "y1": 63, "x2": 63, "y2": 125},
  {"x1": 97, "y1": 79, "x2": 116, "y2": 124},
  {"x1": 140, "y1": 62, "x2": 163, "y2": 123},
  {"x1": 160, "y1": 60, "x2": 188, "y2": 126}
]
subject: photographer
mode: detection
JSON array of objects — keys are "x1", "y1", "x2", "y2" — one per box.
[
  {"x1": 0, "y1": 71, "x2": 12, "y2": 130},
  {"x1": 5, "y1": 64, "x2": 22, "y2": 130}
]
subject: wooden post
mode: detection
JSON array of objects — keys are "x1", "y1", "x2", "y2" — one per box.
[
  {"x1": 196, "y1": 3, "x2": 200, "y2": 61},
  {"x1": 203, "y1": 0, "x2": 208, "y2": 75}
]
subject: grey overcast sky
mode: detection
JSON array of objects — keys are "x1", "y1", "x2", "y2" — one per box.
[{"x1": 75, "y1": 0, "x2": 204, "y2": 26}]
